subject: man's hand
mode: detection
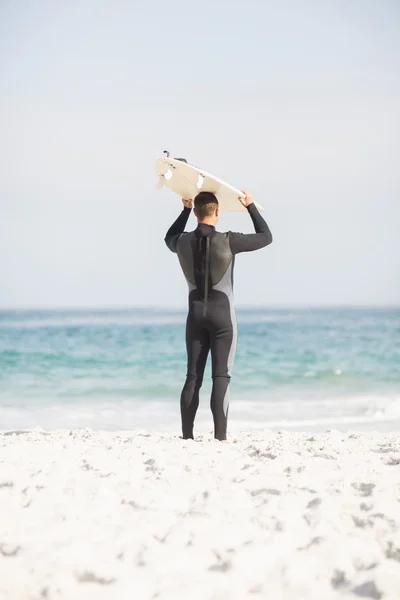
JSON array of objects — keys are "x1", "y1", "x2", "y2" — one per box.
[
  {"x1": 182, "y1": 198, "x2": 193, "y2": 209},
  {"x1": 238, "y1": 190, "x2": 254, "y2": 208}
]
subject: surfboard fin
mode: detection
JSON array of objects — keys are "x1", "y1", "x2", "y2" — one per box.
[{"x1": 156, "y1": 175, "x2": 165, "y2": 189}]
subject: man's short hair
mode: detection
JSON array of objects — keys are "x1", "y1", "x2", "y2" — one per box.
[{"x1": 194, "y1": 192, "x2": 218, "y2": 220}]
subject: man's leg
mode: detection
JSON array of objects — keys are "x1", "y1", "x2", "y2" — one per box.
[
  {"x1": 209, "y1": 311, "x2": 237, "y2": 441},
  {"x1": 180, "y1": 314, "x2": 209, "y2": 439}
]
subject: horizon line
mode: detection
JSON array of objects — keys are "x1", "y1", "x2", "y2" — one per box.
[{"x1": 0, "y1": 304, "x2": 399, "y2": 312}]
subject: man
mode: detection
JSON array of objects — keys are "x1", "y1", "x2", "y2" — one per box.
[{"x1": 165, "y1": 191, "x2": 273, "y2": 441}]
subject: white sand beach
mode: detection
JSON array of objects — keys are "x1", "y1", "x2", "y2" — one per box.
[{"x1": 0, "y1": 429, "x2": 400, "y2": 600}]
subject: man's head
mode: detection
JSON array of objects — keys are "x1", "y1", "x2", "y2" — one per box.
[{"x1": 193, "y1": 192, "x2": 219, "y2": 225}]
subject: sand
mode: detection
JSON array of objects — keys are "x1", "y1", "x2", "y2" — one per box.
[{"x1": 0, "y1": 429, "x2": 399, "y2": 600}]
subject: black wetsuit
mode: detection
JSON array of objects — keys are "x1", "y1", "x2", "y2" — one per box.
[{"x1": 165, "y1": 204, "x2": 273, "y2": 440}]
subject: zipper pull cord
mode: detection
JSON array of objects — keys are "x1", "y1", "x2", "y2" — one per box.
[{"x1": 203, "y1": 237, "x2": 210, "y2": 317}]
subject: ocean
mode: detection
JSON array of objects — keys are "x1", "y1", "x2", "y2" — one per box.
[{"x1": 0, "y1": 308, "x2": 399, "y2": 432}]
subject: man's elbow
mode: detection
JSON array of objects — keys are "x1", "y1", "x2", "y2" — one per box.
[
  {"x1": 164, "y1": 236, "x2": 175, "y2": 252},
  {"x1": 263, "y1": 230, "x2": 273, "y2": 247}
]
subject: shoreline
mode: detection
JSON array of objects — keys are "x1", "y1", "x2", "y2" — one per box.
[{"x1": 1, "y1": 414, "x2": 400, "y2": 437}]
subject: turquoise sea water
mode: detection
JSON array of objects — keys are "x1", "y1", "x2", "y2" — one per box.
[{"x1": 0, "y1": 308, "x2": 399, "y2": 431}]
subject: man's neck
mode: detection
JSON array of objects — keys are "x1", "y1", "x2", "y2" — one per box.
[{"x1": 197, "y1": 220, "x2": 216, "y2": 227}]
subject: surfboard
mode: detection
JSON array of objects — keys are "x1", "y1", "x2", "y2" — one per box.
[{"x1": 155, "y1": 153, "x2": 264, "y2": 212}]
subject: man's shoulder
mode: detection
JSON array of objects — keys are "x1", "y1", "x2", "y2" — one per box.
[
  {"x1": 178, "y1": 230, "x2": 193, "y2": 239},
  {"x1": 212, "y1": 231, "x2": 231, "y2": 246}
]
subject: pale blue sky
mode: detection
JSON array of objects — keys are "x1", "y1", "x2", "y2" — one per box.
[{"x1": 1, "y1": 0, "x2": 399, "y2": 308}]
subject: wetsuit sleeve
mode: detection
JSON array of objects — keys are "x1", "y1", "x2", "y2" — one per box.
[
  {"x1": 164, "y1": 206, "x2": 191, "y2": 252},
  {"x1": 228, "y1": 203, "x2": 273, "y2": 254}
]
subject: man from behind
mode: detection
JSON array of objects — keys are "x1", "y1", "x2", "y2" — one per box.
[{"x1": 165, "y1": 191, "x2": 273, "y2": 441}]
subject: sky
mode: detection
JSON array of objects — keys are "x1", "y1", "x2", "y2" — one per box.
[{"x1": 0, "y1": 0, "x2": 399, "y2": 309}]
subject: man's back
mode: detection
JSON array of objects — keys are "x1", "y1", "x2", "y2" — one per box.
[{"x1": 166, "y1": 203, "x2": 272, "y2": 310}]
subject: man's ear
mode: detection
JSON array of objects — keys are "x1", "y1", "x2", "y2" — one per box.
[
  {"x1": 193, "y1": 208, "x2": 197, "y2": 217},
  {"x1": 215, "y1": 207, "x2": 219, "y2": 217}
]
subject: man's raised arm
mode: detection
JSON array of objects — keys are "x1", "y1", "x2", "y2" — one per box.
[
  {"x1": 164, "y1": 199, "x2": 192, "y2": 253},
  {"x1": 228, "y1": 191, "x2": 273, "y2": 254}
]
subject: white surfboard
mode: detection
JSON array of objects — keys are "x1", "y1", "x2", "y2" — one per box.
[{"x1": 155, "y1": 154, "x2": 264, "y2": 212}]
